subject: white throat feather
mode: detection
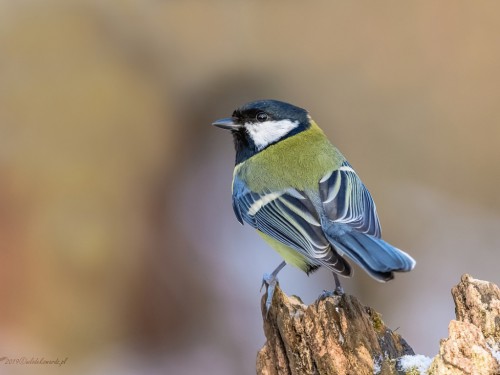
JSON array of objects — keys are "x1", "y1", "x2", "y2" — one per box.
[{"x1": 245, "y1": 119, "x2": 300, "y2": 150}]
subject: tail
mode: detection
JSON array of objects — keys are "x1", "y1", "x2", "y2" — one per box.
[{"x1": 325, "y1": 230, "x2": 416, "y2": 281}]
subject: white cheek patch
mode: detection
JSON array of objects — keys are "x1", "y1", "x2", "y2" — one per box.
[{"x1": 245, "y1": 119, "x2": 300, "y2": 150}]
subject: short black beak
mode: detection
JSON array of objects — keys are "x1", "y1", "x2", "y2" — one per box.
[{"x1": 212, "y1": 117, "x2": 242, "y2": 130}]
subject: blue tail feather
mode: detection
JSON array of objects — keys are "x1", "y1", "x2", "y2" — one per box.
[{"x1": 325, "y1": 229, "x2": 416, "y2": 282}]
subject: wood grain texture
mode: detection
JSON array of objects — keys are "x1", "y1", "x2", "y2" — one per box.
[
  {"x1": 256, "y1": 286, "x2": 413, "y2": 375},
  {"x1": 257, "y1": 275, "x2": 500, "y2": 375}
]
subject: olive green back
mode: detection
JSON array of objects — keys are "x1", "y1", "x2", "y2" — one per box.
[{"x1": 234, "y1": 121, "x2": 345, "y2": 193}]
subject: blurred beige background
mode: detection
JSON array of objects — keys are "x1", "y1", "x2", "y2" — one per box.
[{"x1": 0, "y1": 1, "x2": 499, "y2": 374}]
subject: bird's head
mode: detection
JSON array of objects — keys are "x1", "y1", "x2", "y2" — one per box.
[{"x1": 212, "y1": 100, "x2": 311, "y2": 163}]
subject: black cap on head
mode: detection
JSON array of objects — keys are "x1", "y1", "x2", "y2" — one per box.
[{"x1": 232, "y1": 99, "x2": 309, "y2": 125}]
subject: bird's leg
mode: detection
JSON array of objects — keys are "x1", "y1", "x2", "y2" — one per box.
[
  {"x1": 333, "y1": 272, "x2": 344, "y2": 295},
  {"x1": 318, "y1": 272, "x2": 345, "y2": 300},
  {"x1": 260, "y1": 261, "x2": 286, "y2": 314}
]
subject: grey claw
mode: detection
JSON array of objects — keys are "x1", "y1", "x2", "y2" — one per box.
[
  {"x1": 332, "y1": 273, "x2": 344, "y2": 296},
  {"x1": 261, "y1": 273, "x2": 279, "y2": 315},
  {"x1": 334, "y1": 285, "x2": 345, "y2": 296},
  {"x1": 260, "y1": 262, "x2": 286, "y2": 316},
  {"x1": 260, "y1": 273, "x2": 271, "y2": 292},
  {"x1": 265, "y1": 282, "x2": 277, "y2": 315},
  {"x1": 318, "y1": 286, "x2": 344, "y2": 301},
  {"x1": 318, "y1": 289, "x2": 335, "y2": 300}
]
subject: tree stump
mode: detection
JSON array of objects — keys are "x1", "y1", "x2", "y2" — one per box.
[
  {"x1": 428, "y1": 275, "x2": 500, "y2": 375},
  {"x1": 256, "y1": 274, "x2": 500, "y2": 375}
]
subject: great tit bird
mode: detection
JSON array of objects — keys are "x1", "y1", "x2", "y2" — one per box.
[{"x1": 212, "y1": 100, "x2": 415, "y2": 312}]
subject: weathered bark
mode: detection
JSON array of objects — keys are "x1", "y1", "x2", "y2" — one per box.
[
  {"x1": 257, "y1": 274, "x2": 500, "y2": 375},
  {"x1": 256, "y1": 286, "x2": 413, "y2": 375},
  {"x1": 428, "y1": 275, "x2": 500, "y2": 375}
]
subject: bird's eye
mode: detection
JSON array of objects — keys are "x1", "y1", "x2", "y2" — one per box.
[{"x1": 256, "y1": 112, "x2": 268, "y2": 122}]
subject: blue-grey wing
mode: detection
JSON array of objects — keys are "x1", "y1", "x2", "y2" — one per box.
[
  {"x1": 232, "y1": 176, "x2": 350, "y2": 275},
  {"x1": 319, "y1": 161, "x2": 381, "y2": 237},
  {"x1": 319, "y1": 161, "x2": 415, "y2": 281}
]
